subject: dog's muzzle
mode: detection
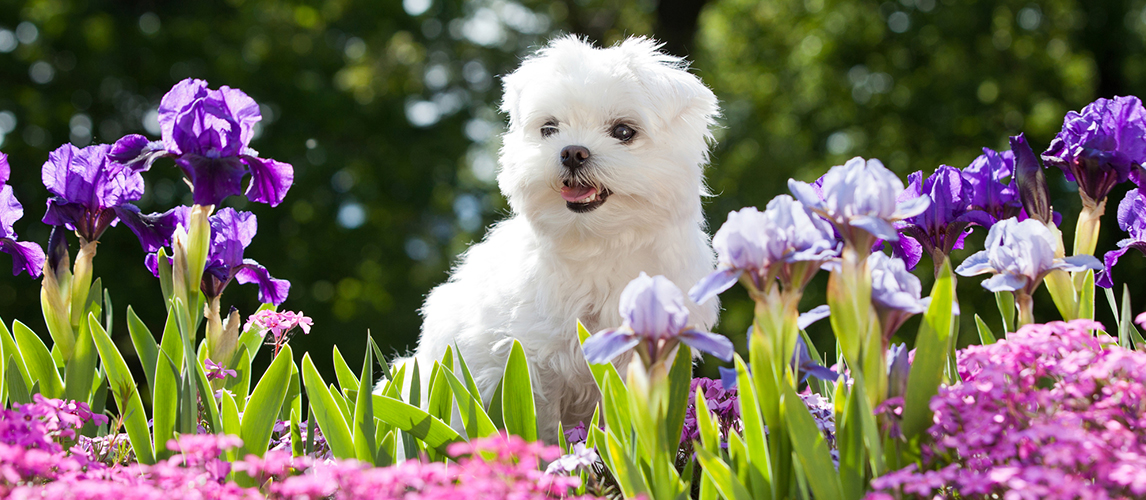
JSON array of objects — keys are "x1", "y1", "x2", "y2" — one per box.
[{"x1": 559, "y1": 145, "x2": 610, "y2": 213}]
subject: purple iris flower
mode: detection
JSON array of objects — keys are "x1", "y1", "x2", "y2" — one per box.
[
  {"x1": 1042, "y1": 95, "x2": 1146, "y2": 204},
  {"x1": 689, "y1": 195, "x2": 839, "y2": 305},
  {"x1": 583, "y1": 272, "x2": 733, "y2": 366},
  {"x1": 112, "y1": 79, "x2": 293, "y2": 207},
  {"x1": 886, "y1": 343, "x2": 910, "y2": 400},
  {"x1": 895, "y1": 166, "x2": 993, "y2": 271},
  {"x1": 869, "y1": 252, "x2": 930, "y2": 341},
  {"x1": 0, "y1": 153, "x2": 45, "y2": 277},
  {"x1": 146, "y1": 207, "x2": 289, "y2": 305},
  {"x1": 40, "y1": 143, "x2": 175, "y2": 251},
  {"x1": 1096, "y1": 189, "x2": 1146, "y2": 288},
  {"x1": 789, "y1": 157, "x2": 930, "y2": 251},
  {"x1": 955, "y1": 218, "x2": 1101, "y2": 295},
  {"x1": 962, "y1": 147, "x2": 1023, "y2": 223}
]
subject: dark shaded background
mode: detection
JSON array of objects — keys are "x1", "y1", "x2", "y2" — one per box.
[{"x1": 0, "y1": 0, "x2": 1143, "y2": 383}]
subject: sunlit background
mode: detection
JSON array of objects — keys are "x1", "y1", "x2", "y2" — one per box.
[{"x1": 0, "y1": 0, "x2": 1143, "y2": 381}]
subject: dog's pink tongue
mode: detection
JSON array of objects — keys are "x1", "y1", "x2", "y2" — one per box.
[{"x1": 561, "y1": 185, "x2": 597, "y2": 202}]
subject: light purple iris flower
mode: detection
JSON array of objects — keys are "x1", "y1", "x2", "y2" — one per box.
[
  {"x1": 789, "y1": 157, "x2": 930, "y2": 250},
  {"x1": 689, "y1": 195, "x2": 839, "y2": 305},
  {"x1": 0, "y1": 152, "x2": 45, "y2": 277},
  {"x1": 1042, "y1": 95, "x2": 1146, "y2": 203},
  {"x1": 111, "y1": 79, "x2": 293, "y2": 207},
  {"x1": 869, "y1": 252, "x2": 930, "y2": 340},
  {"x1": 955, "y1": 218, "x2": 1101, "y2": 295},
  {"x1": 895, "y1": 166, "x2": 993, "y2": 271},
  {"x1": 1096, "y1": 189, "x2": 1146, "y2": 288},
  {"x1": 40, "y1": 143, "x2": 176, "y2": 251},
  {"x1": 146, "y1": 207, "x2": 289, "y2": 305},
  {"x1": 583, "y1": 273, "x2": 733, "y2": 366}
]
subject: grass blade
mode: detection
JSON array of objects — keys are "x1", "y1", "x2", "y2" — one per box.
[
  {"x1": 301, "y1": 353, "x2": 355, "y2": 459},
  {"x1": 89, "y1": 313, "x2": 154, "y2": 464},
  {"x1": 501, "y1": 339, "x2": 537, "y2": 442}
]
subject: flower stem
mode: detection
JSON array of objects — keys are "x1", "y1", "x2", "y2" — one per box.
[
  {"x1": 1016, "y1": 292, "x2": 1035, "y2": 328},
  {"x1": 69, "y1": 239, "x2": 98, "y2": 330},
  {"x1": 1071, "y1": 199, "x2": 1105, "y2": 294}
]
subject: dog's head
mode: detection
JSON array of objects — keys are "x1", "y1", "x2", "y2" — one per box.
[{"x1": 497, "y1": 36, "x2": 719, "y2": 239}]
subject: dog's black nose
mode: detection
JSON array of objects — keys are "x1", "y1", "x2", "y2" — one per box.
[{"x1": 560, "y1": 145, "x2": 590, "y2": 170}]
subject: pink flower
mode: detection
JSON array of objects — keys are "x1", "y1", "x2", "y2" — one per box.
[
  {"x1": 869, "y1": 319, "x2": 1146, "y2": 499},
  {"x1": 245, "y1": 309, "x2": 313, "y2": 343}
]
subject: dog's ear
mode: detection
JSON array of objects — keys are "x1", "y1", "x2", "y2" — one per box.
[{"x1": 619, "y1": 37, "x2": 720, "y2": 139}]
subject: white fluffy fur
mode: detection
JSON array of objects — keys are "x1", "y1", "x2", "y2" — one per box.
[{"x1": 401, "y1": 36, "x2": 720, "y2": 443}]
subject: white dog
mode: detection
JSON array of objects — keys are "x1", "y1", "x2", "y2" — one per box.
[{"x1": 404, "y1": 36, "x2": 720, "y2": 443}]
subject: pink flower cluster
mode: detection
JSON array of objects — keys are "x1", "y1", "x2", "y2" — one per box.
[
  {"x1": 2, "y1": 397, "x2": 601, "y2": 500},
  {"x1": 868, "y1": 320, "x2": 1146, "y2": 500},
  {"x1": 245, "y1": 309, "x2": 312, "y2": 342}
]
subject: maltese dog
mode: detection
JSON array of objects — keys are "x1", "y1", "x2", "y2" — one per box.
[{"x1": 403, "y1": 36, "x2": 720, "y2": 442}]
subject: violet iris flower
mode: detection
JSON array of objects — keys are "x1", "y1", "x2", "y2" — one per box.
[
  {"x1": 689, "y1": 195, "x2": 839, "y2": 305},
  {"x1": 789, "y1": 157, "x2": 930, "y2": 251},
  {"x1": 0, "y1": 152, "x2": 45, "y2": 277},
  {"x1": 963, "y1": 147, "x2": 1023, "y2": 223},
  {"x1": 1096, "y1": 189, "x2": 1146, "y2": 288},
  {"x1": 112, "y1": 79, "x2": 293, "y2": 207},
  {"x1": 956, "y1": 218, "x2": 1101, "y2": 296},
  {"x1": 895, "y1": 166, "x2": 993, "y2": 271},
  {"x1": 146, "y1": 207, "x2": 289, "y2": 305},
  {"x1": 1042, "y1": 95, "x2": 1146, "y2": 203},
  {"x1": 583, "y1": 272, "x2": 733, "y2": 366},
  {"x1": 41, "y1": 143, "x2": 176, "y2": 251}
]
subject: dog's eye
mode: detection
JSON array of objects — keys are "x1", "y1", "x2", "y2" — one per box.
[
  {"x1": 611, "y1": 123, "x2": 636, "y2": 142},
  {"x1": 541, "y1": 121, "x2": 559, "y2": 138}
]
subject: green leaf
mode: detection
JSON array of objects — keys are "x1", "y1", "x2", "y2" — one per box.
[
  {"x1": 487, "y1": 378, "x2": 504, "y2": 429},
  {"x1": 426, "y1": 361, "x2": 454, "y2": 426},
  {"x1": 89, "y1": 313, "x2": 155, "y2": 465},
  {"x1": 152, "y1": 307, "x2": 184, "y2": 458},
  {"x1": 332, "y1": 345, "x2": 360, "y2": 393},
  {"x1": 240, "y1": 344, "x2": 295, "y2": 457},
  {"x1": 353, "y1": 341, "x2": 379, "y2": 465},
  {"x1": 64, "y1": 315, "x2": 98, "y2": 403},
  {"x1": 1078, "y1": 270, "x2": 1095, "y2": 321},
  {"x1": 994, "y1": 290, "x2": 1015, "y2": 334},
  {"x1": 226, "y1": 349, "x2": 252, "y2": 413},
  {"x1": 601, "y1": 369, "x2": 632, "y2": 449},
  {"x1": 1120, "y1": 284, "x2": 1135, "y2": 350},
  {"x1": 220, "y1": 390, "x2": 242, "y2": 459},
  {"x1": 501, "y1": 339, "x2": 537, "y2": 442},
  {"x1": 370, "y1": 394, "x2": 463, "y2": 455},
  {"x1": 597, "y1": 426, "x2": 650, "y2": 498},
  {"x1": 301, "y1": 353, "x2": 356, "y2": 459},
  {"x1": 734, "y1": 354, "x2": 773, "y2": 500},
  {"x1": 902, "y1": 257, "x2": 955, "y2": 441},
  {"x1": 664, "y1": 345, "x2": 692, "y2": 449},
  {"x1": 836, "y1": 397, "x2": 864, "y2": 500},
  {"x1": 290, "y1": 409, "x2": 303, "y2": 457},
  {"x1": 152, "y1": 351, "x2": 181, "y2": 459},
  {"x1": 974, "y1": 314, "x2": 997, "y2": 345},
  {"x1": 441, "y1": 368, "x2": 498, "y2": 438},
  {"x1": 13, "y1": 320, "x2": 63, "y2": 398},
  {"x1": 453, "y1": 345, "x2": 482, "y2": 404},
  {"x1": 190, "y1": 346, "x2": 223, "y2": 433},
  {"x1": 407, "y1": 359, "x2": 421, "y2": 407},
  {"x1": 377, "y1": 430, "x2": 396, "y2": 467},
  {"x1": 6, "y1": 356, "x2": 31, "y2": 405},
  {"x1": 696, "y1": 446, "x2": 753, "y2": 500},
  {"x1": 127, "y1": 306, "x2": 159, "y2": 391},
  {"x1": 783, "y1": 384, "x2": 844, "y2": 500}
]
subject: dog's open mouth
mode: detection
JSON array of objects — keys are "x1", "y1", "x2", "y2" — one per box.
[{"x1": 561, "y1": 180, "x2": 610, "y2": 213}]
